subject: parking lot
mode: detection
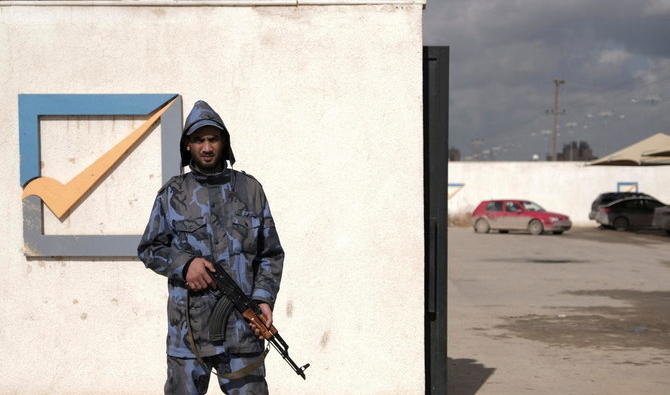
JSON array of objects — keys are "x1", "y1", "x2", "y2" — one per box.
[{"x1": 448, "y1": 226, "x2": 670, "y2": 394}]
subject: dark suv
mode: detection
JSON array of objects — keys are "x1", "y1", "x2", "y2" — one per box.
[
  {"x1": 594, "y1": 197, "x2": 666, "y2": 231},
  {"x1": 589, "y1": 192, "x2": 652, "y2": 220}
]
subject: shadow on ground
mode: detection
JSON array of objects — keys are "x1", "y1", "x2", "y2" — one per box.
[
  {"x1": 456, "y1": 225, "x2": 670, "y2": 247},
  {"x1": 564, "y1": 227, "x2": 670, "y2": 246},
  {"x1": 447, "y1": 357, "x2": 495, "y2": 395}
]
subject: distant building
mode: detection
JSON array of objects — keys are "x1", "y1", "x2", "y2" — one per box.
[
  {"x1": 554, "y1": 141, "x2": 597, "y2": 161},
  {"x1": 449, "y1": 147, "x2": 461, "y2": 161}
]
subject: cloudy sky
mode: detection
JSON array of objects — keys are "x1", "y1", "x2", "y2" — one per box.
[{"x1": 423, "y1": 0, "x2": 670, "y2": 160}]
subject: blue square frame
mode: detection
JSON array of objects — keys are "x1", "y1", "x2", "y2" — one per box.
[{"x1": 20, "y1": 94, "x2": 182, "y2": 257}]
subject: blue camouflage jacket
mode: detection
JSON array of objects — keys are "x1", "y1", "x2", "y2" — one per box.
[{"x1": 138, "y1": 166, "x2": 284, "y2": 357}]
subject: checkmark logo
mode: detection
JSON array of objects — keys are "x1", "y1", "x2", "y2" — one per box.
[
  {"x1": 448, "y1": 183, "x2": 465, "y2": 200},
  {"x1": 22, "y1": 98, "x2": 176, "y2": 220}
]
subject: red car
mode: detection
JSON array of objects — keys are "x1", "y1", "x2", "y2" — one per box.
[{"x1": 472, "y1": 199, "x2": 572, "y2": 235}]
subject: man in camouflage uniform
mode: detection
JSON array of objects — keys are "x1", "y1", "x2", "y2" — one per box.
[{"x1": 138, "y1": 100, "x2": 284, "y2": 395}]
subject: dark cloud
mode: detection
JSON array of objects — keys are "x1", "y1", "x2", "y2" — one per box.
[{"x1": 424, "y1": 0, "x2": 670, "y2": 160}]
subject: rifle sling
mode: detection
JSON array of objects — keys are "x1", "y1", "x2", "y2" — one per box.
[{"x1": 185, "y1": 291, "x2": 269, "y2": 379}]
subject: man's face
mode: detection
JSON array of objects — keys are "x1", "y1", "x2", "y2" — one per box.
[{"x1": 187, "y1": 126, "x2": 225, "y2": 172}]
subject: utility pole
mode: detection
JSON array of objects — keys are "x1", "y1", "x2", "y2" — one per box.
[{"x1": 547, "y1": 79, "x2": 565, "y2": 161}]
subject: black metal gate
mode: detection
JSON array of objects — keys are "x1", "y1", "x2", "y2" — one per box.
[{"x1": 424, "y1": 46, "x2": 449, "y2": 394}]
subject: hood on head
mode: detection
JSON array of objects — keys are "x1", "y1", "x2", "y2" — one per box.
[{"x1": 180, "y1": 100, "x2": 235, "y2": 167}]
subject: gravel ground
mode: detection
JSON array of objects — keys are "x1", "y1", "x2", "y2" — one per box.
[{"x1": 448, "y1": 226, "x2": 670, "y2": 395}]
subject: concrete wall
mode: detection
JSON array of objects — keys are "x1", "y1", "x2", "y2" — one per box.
[
  {"x1": 448, "y1": 161, "x2": 670, "y2": 227},
  {"x1": 0, "y1": 2, "x2": 425, "y2": 394}
]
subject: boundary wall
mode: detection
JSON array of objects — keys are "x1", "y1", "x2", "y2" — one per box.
[
  {"x1": 0, "y1": 2, "x2": 425, "y2": 394},
  {"x1": 448, "y1": 161, "x2": 670, "y2": 227}
]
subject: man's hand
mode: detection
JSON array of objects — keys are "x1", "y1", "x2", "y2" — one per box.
[
  {"x1": 185, "y1": 257, "x2": 217, "y2": 291},
  {"x1": 249, "y1": 303, "x2": 273, "y2": 339}
]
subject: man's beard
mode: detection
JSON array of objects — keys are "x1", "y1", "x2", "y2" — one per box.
[{"x1": 193, "y1": 157, "x2": 223, "y2": 173}]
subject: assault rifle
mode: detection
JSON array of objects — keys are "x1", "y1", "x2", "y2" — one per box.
[{"x1": 207, "y1": 261, "x2": 310, "y2": 379}]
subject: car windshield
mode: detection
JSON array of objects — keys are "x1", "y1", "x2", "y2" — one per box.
[{"x1": 522, "y1": 201, "x2": 545, "y2": 212}]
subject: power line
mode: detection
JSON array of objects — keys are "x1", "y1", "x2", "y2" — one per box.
[{"x1": 560, "y1": 72, "x2": 670, "y2": 116}]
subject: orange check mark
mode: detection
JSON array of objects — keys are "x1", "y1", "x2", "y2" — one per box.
[
  {"x1": 22, "y1": 98, "x2": 176, "y2": 220},
  {"x1": 448, "y1": 185, "x2": 464, "y2": 200}
]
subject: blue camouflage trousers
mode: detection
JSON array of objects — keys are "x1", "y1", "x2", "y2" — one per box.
[{"x1": 165, "y1": 352, "x2": 268, "y2": 395}]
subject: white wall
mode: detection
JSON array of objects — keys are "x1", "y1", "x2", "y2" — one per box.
[
  {"x1": 0, "y1": 2, "x2": 425, "y2": 394},
  {"x1": 448, "y1": 161, "x2": 670, "y2": 227}
]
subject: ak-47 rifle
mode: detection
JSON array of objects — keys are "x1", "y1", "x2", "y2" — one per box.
[{"x1": 207, "y1": 260, "x2": 310, "y2": 379}]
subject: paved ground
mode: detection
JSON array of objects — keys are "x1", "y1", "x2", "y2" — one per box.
[{"x1": 448, "y1": 226, "x2": 670, "y2": 395}]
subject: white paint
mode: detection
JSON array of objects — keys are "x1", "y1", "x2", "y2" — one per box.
[
  {"x1": 0, "y1": 4, "x2": 424, "y2": 394},
  {"x1": 449, "y1": 161, "x2": 670, "y2": 227},
  {"x1": 40, "y1": 116, "x2": 163, "y2": 235},
  {"x1": 0, "y1": 0, "x2": 426, "y2": 6}
]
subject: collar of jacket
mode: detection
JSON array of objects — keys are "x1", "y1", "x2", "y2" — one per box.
[{"x1": 189, "y1": 163, "x2": 232, "y2": 185}]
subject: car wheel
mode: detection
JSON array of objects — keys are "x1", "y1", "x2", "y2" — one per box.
[
  {"x1": 499, "y1": 230, "x2": 509, "y2": 234},
  {"x1": 613, "y1": 216, "x2": 629, "y2": 231},
  {"x1": 528, "y1": 219, "x2": 544, "y2": 235},
  {"x1": 474, "y1": 219, "x2": 490, "y2": 233},
  {"x1": 552, "y1": 231, "x2": 564, "y2": 235}
]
